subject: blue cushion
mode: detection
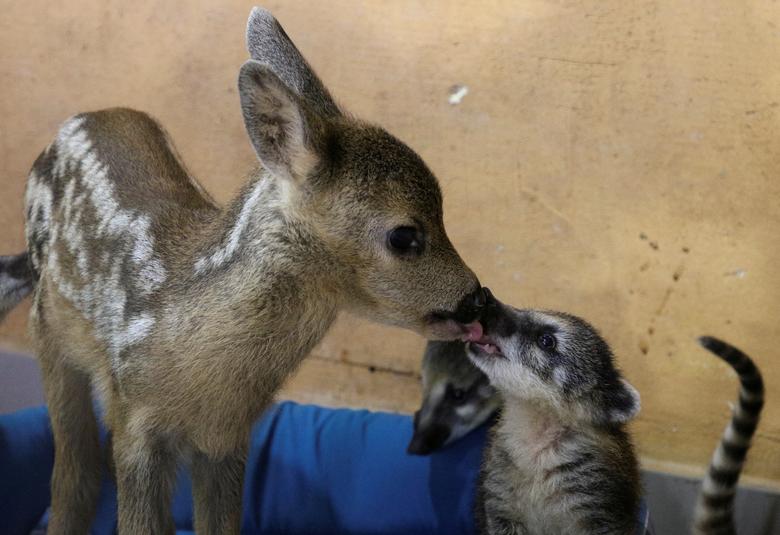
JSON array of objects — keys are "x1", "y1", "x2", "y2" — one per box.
[
  {"x1": 1, "y1": 403, "x2": 649, "y2": 534},
  {"x1": 2, "y1": 402, "x2": 485, "y2": 535},
  {"x1": 0, "y1": 406, "x2": 55, "y2": 535}
]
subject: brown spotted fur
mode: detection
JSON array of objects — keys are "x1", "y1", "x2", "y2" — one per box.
[{"x1": 2, "y1": 9, "x2": 483, "y2": 534}]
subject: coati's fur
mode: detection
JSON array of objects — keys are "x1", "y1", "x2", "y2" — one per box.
[
  {"x1": 469, "y1": 294, "x2": 763, "y2": 535},
  {"x1": 470, "y1": 301, "x2": 641, "y2": 535},
  {"x1": 692, "y1": 336, "x2": 764, "y2": 535},
  {"x1": 408, "y1": 340, "x2": 499, "y2": 455}
]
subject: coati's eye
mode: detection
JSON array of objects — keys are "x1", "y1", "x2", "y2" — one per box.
[
  {"x1": 450, "y1": 387, "x2": 466, "y2": 402},
  {"x1": 537, "y1": 333, "x2": 557, "y2": 350},
  {"x1": 387, "y1": 226, "x2": 423, "y2": 255}
]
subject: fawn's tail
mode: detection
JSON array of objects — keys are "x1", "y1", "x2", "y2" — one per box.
[{"x1": 0, "y1": 251, "x2": 34, "y2": 322}]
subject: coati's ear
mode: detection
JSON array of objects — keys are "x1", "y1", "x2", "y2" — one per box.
[
  {"x1": 238, "y1": 60, "x2": 325, "y2": 183},
  {"x1": 604, "y1": 378, "x2": 641, "y2": 424},
  {"x1": 246, "y1": 8, "x2": 341, "y2": 117}
]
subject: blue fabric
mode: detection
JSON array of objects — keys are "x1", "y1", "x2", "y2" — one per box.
[
  {"x1": 2, "y1": 403, "x2": 485, "y2": 535},
  {"x1": 1, "y1": 403, "x2": 650, "y2": 535},
  {"x1": 0, "y1": 406, "x2": 54, "y2": 535}
]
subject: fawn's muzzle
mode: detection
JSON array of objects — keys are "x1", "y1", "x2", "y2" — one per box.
[
  {"x1": 451, "y1": 286, "x2": 491, "y2": 324},
  {"x1": 424, "y1": 286, "x2": 492, "y2": 340}
]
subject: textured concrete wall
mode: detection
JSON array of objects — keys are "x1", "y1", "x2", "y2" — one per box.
[{"x1": 1, "y1": 1, "x2": 778, "y2": 486}]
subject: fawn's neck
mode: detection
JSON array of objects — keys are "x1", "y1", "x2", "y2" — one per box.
[{"x1": 162, "y1": 172, "x2": 346, "y2": 367}]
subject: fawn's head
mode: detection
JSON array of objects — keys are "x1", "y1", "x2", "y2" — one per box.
[{"x1": 239, "y1": 8, "x2": 484, "y2": 339}]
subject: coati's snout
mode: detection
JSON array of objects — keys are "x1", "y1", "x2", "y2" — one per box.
[{"x1": 407, "y1": 412, "x2": 450, "y2": 455}]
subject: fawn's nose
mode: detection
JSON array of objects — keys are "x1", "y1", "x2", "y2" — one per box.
[
  {"x1": 480, "y1": 287, "x2": 498, "y2": 310},
  {"x1": 453, "y1": 286, "x2": 491, "y2": 324},
  {"x1": 473, "y1": 286, "x2": 494, "y2": 308},
  {"x1": 468, "y1": 286, "x2": 494, "y2": 312}
]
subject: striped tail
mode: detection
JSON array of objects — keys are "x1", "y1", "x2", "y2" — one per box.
[{"x1": 692, "y1": 336, "x2": 764, "y2": 535}]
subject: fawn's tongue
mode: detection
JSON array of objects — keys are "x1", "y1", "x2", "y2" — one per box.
[{"x1": 460, "y1": 321, "x2": 484, "y2": 342}]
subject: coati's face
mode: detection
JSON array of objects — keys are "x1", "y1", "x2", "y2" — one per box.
[
  {"x1": 240, "y1": 10, "x2": 484, "y2": 340},
  {"x1": 466, "y1": 294, "x2": 640, "y2": 426},
  {"x1": 408, "y1": 341, "x2": 499, "y2": 455}
]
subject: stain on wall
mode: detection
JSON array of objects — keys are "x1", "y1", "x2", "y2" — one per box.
[{"x1": 1, "y1": 1, "x2": 778, "y2": 486}]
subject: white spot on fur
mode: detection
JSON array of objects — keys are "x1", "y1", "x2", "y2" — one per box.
[
  {"x1": 24, "y1": 171, "x2": 54, "y2": 268},
  {"x1": 739, "y1": 386, "x2": 762, "y2": 403},
  {"x1": 712, "y1": 443, "x2": 742, "y2": 472},
  {"x1": 417, "y1": 382, "x2": 447, "y2": 429},
  {"x1": 194, "y1": 180, "x2": 266, "y2": 274},
  {"x1": 552, "y1": 367, "x2": 568, "y2": 387},
  {"x1": 447, "y1": 421, "x2": 473, "y2": 444},
  {"x1": 35, "y1": 116, "x2": 167, "y2": 366},
  {"x1": 455, "y1": 403, "x2": 477, "y2": 419},
  {"x1": 430, "y1": 382, "x2": 446, "y2": 406},
  {"x1": 60, "y1": 179, "x2": 91, "y2": 276},
  {"x1": 701, "y1": 475, "x2": 733, "y2": 496},
  {"x1": 448, "y1": 84, "x2": 469, "y2": 105},
  {"x1": 723, "y1": 424, "x2": 750, "y2": 447}
]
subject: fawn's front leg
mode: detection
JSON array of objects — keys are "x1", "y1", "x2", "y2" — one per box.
[
  {"x1": 113, "y1": 427, "x2": 177, "y2": 535},
  {"x1": 191, "y1": 450, "x2": 246, "y2": 535}
]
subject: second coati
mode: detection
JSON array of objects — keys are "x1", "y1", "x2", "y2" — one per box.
[{"x1": 408, "y1": 340, "x2": 500, "y2": 455}]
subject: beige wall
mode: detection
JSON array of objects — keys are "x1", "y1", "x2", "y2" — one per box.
[{"x1": 1, "y1": 1, "x2": 778, "y2": 487}]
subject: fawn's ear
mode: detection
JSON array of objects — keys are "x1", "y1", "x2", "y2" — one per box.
[
  {"x1": 602, "y1": 378, "x2": 641, "y2": 425},
  {"x1": 238, "y1": 60, "x2": 326, "y2": 184},
  {"x1": 246, "y1": 7, "x2": 341, "y2": 118}
]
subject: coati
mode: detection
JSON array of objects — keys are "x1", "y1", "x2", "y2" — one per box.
[
  {"x1": 408, "y1": 340, "x2": 499, "y2": 455},
  {"x1": 468, "y1": 294, "x2": 763, "y2": 535}
]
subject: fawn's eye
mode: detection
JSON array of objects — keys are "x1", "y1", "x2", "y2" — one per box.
[
  {"x1": 537, "y1": 333, "x2": 557, "y2": 350},
  {"x1": 387, "y1": 226, "x2": 423, "y2": 255}
]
